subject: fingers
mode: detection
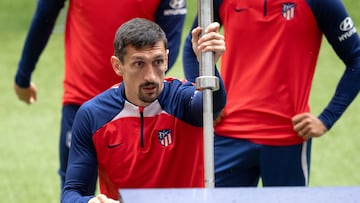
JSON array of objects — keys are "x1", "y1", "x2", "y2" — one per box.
[
  {"x1": 292, "y1": 113, "x2": 312, "y2": 139},
  {"x1": 88, "y1": 194, "x2": 120, "y2": 203},
  {"x1": 214, "y1": 109, "x2": 225, "y2": 126},
  {"x1": 197, "y1": 32, "x2": 224, "y2": 52},
  {"x1": 191, "y1": 26, "x2": 202, "y2": 45},
  {"x1": 14, "y1": 82, "x2": 37, "y2": 104},
  {"x1": 197, "y1": 23, "x2": 223, "y2": 49},
  {"x1": 292, "y1": 113, "x2": 328, "y2": 140},
  {"x1": 201, "y1": 22, "x2": 220, "y2": 36},
  {"x1": 192, "y1": 22, "x2": 220, "y2": 40},
  {"x1": 192, "y1": 22, "x2": 225, "y2": 62}
]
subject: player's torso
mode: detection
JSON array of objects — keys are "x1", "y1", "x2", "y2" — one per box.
[
  {"x1": 91, "y1": 99, "x2": 204, "y2": 198},
  {"x1": 215, "y1": 0, "x2": 322, "y2": 145},
  {"x1": 63, "y1": 0, "x2": 161, "y2": 104}
]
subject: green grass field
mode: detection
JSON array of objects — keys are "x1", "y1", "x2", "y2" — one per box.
[{"x1": 0, "y1": 0, "x2": 359, "y2": 202}]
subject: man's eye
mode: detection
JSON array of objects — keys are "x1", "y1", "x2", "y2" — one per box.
[
  {"x1": 154, "y1": 59, "x2": 163, "y2": 66},
  {"x1": 134, "y1": 61, "x2": 143, "y2": 67}
]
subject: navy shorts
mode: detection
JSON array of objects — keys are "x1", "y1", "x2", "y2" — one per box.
[
  {"x1": 214, "y1": 134, "x2": 312, "y2": 187},
  {"x1": 59, "y1": 104, "x2": 79, "y2": 189},
  {"x1": 59, "y1": 104, "x2": 97, "y2": 193}
]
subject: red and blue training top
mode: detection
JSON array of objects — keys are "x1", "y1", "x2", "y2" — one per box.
[
  {"x1": 61, "y1": 76, "x2": 227, "y2": 203},
  {"x1": 15, "y1": 0, "x2": 186, "y2": 105},
  {"x1": 183, "y1": 0, "x2": 360, "y2": 146}
]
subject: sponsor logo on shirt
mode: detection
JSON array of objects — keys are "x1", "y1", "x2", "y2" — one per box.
[
  {"x1": 158, "y1": 129, "x2": 173, "y2": 147},
  {"x1": 107, "y1": 143, "x2": 123, "y2": 149},
  {"x1": 338, "y1": 17, "x2": 357, "y2": 42},
  {"x1": 234, "y1": 7, "x2": 248, "y2": 13},
  {"x1": 282, "y1": 3, "x2": 295, "y2": 20},
  {"x1": 164, "y1": 0, "x2": 187, "y2": 16}
]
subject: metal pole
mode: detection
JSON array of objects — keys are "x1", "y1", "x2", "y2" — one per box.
[{"x1": 196, "y1": 0, "x2": 218, "y2": 188}]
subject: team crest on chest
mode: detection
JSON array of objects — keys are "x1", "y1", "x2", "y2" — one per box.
[
  {"x1": 282, "y1": 3, "x2": 296, "y2": 20},
  {"x1": 158, "y1": 129, "x2": 173, "y2": 147}
]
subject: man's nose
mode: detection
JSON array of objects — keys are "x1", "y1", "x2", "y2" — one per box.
[{"x1": 143, "y1": 65, "x2": 156, "y2": 81}]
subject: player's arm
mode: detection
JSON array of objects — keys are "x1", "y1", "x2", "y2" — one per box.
[
  {"x1": 61, "y1": 106, "x2": 98, "y2": 203},
  {"x1": 14, "y1": 0, "x2": 65, "y2": 104},
  {"x1": 182, "y1": 68, "x2": 226, "y2": 127},
  {"x1": 155, "y1": 0, "x2": 186, "y2": 71},
  {"x1": 182, "y1": 0, "x2": 223, "y2": 82},
  {"x1": 184, "y1": 22, "x2": 227, "y2": 126},
  {"x1": 183, "y1": 17, "x2": 200, "y2": 83},
  {"x1": 308, "y1": 0, "x2": 360, "y2": 130}
]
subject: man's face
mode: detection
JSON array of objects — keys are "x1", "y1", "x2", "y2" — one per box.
[{"x1": 114, "y1": 41, "x2": 168, "y2": 107}]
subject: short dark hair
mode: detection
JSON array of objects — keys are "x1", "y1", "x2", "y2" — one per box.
[{"x1": 114, "y1": 18, "x2": 168, "y2": 63}]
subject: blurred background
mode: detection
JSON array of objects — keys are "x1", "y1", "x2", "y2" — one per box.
[{"x1": 0, "y1": 0, "x2": 359, "y2": 202}]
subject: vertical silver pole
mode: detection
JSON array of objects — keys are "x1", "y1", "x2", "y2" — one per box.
[{"x1": 196, "y1": 0, "x2": 218, "y2": 188}]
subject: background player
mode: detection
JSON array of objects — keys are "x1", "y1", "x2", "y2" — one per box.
[{"x1": 183, "y1": 0, "x2": 360, "y2": 186}]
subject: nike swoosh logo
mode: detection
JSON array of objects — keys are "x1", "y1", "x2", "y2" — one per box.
[
  {"x1": 107, "y1": 143, "x2": 123, "y2": 148},
  {"x1": 234, "y1": 7, "x2": 248, "y2": 12}
]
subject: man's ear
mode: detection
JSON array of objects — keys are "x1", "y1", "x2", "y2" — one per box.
[{"x1": 111, "y1": 56, "x2": 122, "y2": 76}]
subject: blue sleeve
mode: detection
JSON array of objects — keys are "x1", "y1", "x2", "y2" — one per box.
[
  {"x1": 191, "y1": 68, "x2": 226, "y2": 124},
  {"x1": 155, "y1": 0, "x2": 186, "y2": 71},
  {"x1": 182, "y1": 0, "x2": 222, "y2": 82},
  {"x1": 308, "y1": 0, "x2": 360, "y2": 129},
  {"x1": 182, "y1": 17, "x2": 199, "y2": 82},
  {"x1": 61, "y1": 106, "x2": 98, "y2": 203},
  {"x1": 15, "y1": 0, "x2": 65, "y2": 87},
  {"x1": 180, "y1": 68, "x2": 226, "y2": 126}
]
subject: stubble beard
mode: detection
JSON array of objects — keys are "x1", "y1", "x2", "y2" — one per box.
[{"x1": 138, "y1": 82, "x2": 160, "y2": 104}]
